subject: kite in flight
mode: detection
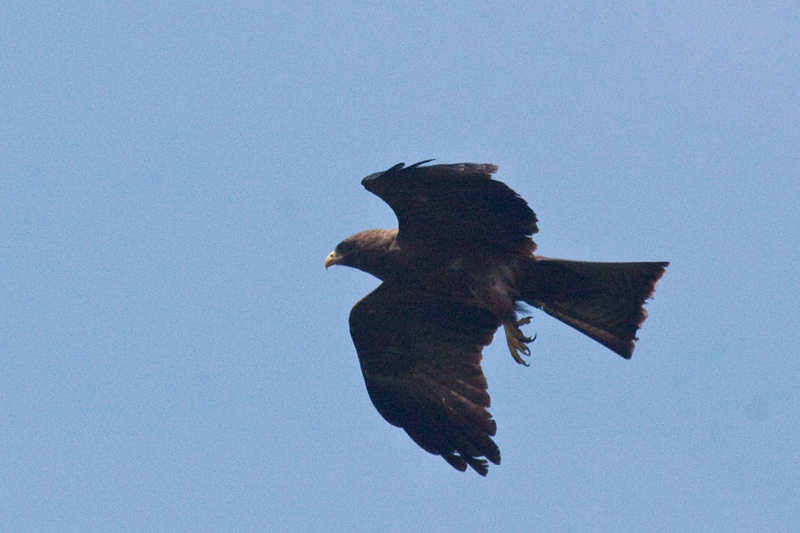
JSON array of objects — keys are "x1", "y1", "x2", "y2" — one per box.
[{"x1": 325, "y1": 161, "x2": 668, "y2": 475}]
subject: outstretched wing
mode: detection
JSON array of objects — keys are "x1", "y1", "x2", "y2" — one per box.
[
  {"x1": 361, "y1": 161, "x2": 538, "y2": 253},
  {"x1": 349, "y1": 282, "x2": 502, "y2": 475}
]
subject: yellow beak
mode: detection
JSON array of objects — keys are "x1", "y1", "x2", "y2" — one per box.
[{"x1": 324, "y1": 251, "x2": 340, "y2": 269}]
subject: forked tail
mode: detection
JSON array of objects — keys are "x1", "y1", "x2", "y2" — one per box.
[{"x1": 521, "y1": 257, "x2": 668, "y2": 358}]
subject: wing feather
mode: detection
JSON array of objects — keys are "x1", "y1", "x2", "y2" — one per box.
[
  {"x1": 361, "y1": 161, "x2": 538, "y2": 254},
  {"x1": 349, "y1": 282, "x2": 502, "y2": 475}
]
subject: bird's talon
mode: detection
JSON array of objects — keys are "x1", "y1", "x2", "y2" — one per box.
[
  {"x1": 504, "y1": 319, "x2": 535, "y2": 365},
  {"x1": 503, "y1": 316, "x2": 536, "y2": 366}
]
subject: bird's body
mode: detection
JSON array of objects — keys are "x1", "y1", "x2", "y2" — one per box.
[{"x1": 326, "y1": 161, "x2": 668, "y2": 475}]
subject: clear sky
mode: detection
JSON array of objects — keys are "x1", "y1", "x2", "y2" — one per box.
[{"x1": 2, "y1": 2, "x2": 798, "y2": 531}]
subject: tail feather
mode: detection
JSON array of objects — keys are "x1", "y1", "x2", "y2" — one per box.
[{"x1": 522, "y1": 257, "x2": 668, "y2": 358}]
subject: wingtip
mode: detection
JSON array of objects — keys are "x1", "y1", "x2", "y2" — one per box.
[
  {"x1": 361, "y1": 160, "x2": 438, "y2": 191},
  {"x1": 407, "y1": 158, "x2": 436, "y2": 169},
  {"x1": 362, "y1": 160, "x2": 501, "y2": 189}
]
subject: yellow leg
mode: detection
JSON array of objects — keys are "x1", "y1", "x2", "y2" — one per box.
[{"x1": 503, "y1": 316, "x2": 535, "y2": 366}]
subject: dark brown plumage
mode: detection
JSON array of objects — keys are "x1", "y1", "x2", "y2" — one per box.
[{"x1": 325, "y1": 161, "x2": 668, "y2": 476}]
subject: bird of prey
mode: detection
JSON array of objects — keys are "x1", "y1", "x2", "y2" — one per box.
[{"x1": 325, "y1": 161, "x2": 668, "y2": 476}]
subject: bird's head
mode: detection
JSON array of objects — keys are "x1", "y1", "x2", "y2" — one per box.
[
  {"x1": 325, "y1": 229, "x2": 398, "y2": 279},
  {"x1": 324, "y1": 239, "x2": 356, "y2": 269}
]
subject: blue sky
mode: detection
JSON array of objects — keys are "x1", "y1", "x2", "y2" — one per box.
[{"x1": 2, "y1": 1, "x2": 798, "y2": 531}]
